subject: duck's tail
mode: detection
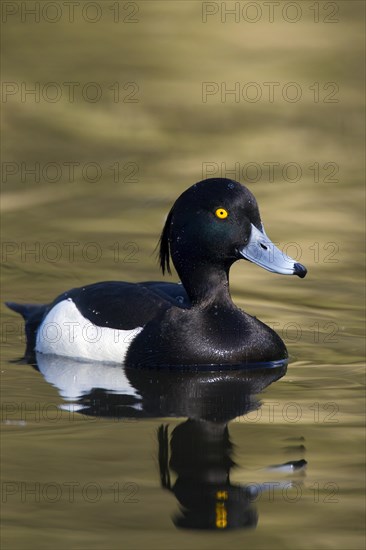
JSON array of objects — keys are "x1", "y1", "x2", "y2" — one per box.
[
  {"x1": 5, "y1": 302, "x2": 46, "y2": 320},
  {"x1": 5, "y1": 302, "x2": 48, "y2": 362}
]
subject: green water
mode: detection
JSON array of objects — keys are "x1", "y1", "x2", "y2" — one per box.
[{"x1": 1, "y1": 1, "x2": 365, "y2": 549}]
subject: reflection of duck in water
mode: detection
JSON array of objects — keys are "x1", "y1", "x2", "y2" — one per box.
[
  {"x1": 158, "y1": 420, "x2": 306, "y2": 531},
  {"x1": 7, "y1": 178, "x2": 306, "y2": 367},
  {"x1": 30, "y1": 354, "x2": 306, "y2": 531},
  {"x1": 34, "y1": 353, "x2": 286, "y2": 420},
  {"x1": 152, "y1": 363, "x2": 306, "y2": 531},
  {"x1": 158, "y1": 420, "x2": 258, "y2": 530}
]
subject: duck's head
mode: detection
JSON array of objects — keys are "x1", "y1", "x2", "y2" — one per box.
[{"x1": 159, "y1": 178, "x2": 307, "y2": 280}]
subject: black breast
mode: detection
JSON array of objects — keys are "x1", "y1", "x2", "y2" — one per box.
[{"x1": 125, "y1": 304, "x2": 287, "y2": 367}]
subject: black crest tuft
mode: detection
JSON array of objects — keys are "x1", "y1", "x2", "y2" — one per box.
[{"x1": 158, "y1": 207, "x2": 174, "y2": 275}]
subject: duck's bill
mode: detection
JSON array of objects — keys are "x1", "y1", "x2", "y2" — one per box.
[{"x1": 239, "y1": 224, "x2": 307, "y2": 278}]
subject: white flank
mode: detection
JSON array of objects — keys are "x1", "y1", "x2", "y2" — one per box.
[{"x1": 35, "y1": 298, "x2": 143, "y2": 363}]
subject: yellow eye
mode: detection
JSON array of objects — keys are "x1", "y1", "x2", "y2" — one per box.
[{"x1": 215, "y1": 208, "x2": 228, "y2": 219}]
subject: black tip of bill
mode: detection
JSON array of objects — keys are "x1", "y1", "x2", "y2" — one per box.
[{"x1": 294, "y1": 263, "x2": 307, "y2": 278}]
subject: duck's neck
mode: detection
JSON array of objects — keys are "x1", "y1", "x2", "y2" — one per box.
[{"x1": 176, "y1": 262, "x2": 233, "y2": 307}]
